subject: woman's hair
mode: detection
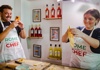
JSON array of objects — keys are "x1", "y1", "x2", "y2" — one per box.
[
  {"x1": 0, "y1": 5, "x2": 12, "y2": 13},
  {"x1": 84, "y1": 9, "x2": 100, "y2": 24},
  {"x1": 84, "y1": 9, "x2": 100, "y2": 22}
]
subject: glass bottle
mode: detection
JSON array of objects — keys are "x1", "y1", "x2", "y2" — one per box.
[
  {"x1": 57, "y1": 3, "x2": 62, "y2": 18},
  {"x1": 45, "y1": 4, "x2": 49, "y2": 18},
  {"x1": 51, "y1": 4, "x2": 55, "y2": 18}
]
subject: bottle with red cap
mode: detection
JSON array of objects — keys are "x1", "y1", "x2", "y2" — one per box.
[
  {"x1": 57, "y1": 3, "x2": 62, "y2": 18},
  {"x1": 45, "y1": 4, "x2": 49, "y2": 18},
  {"x1": 35, "y1": 24, "x2": 38, "y2": 37},
  {"x1": 38, "y1": 24, "x2": 42, "y2": 37},
  {"x1": 51, "y1": 4, "x2": 55, "y2": 18},
  {"x1": 30, "y1": 24, "x2": 34, "y2": 37}
]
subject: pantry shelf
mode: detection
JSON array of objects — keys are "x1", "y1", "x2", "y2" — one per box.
[
  {"x1": 27, "y1": 37, "x2": 43, "y2": 39},
  {"x1": 48, "y1": 56, "x2": 62, "y2": 60},
  {"x1": 43, "y1": 18, "x2": 62, "y2": 20}
]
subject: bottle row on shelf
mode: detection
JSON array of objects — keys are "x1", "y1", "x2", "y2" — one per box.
[
  {"x1": 45, "y1": 3, "x2": 62, "y2": 19},
  {"x1": 48, "y1": 44, "x2": 62, "y2": 60},
  {"x1": 29, "y1": 24, "x2": 42, "y2": 38}
]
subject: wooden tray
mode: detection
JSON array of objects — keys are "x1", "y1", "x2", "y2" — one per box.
[
  {"x1": 5, "y1": 59, "x2": 51, "y2": 70},
  {"x1": 23, "y1": 60, "x2": 51, "y2": 70}
]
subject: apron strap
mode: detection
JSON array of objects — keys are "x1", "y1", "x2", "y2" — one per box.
[
  {"x1": 81, "y1": 27, "x2": 95, "y2": 37},
  {"x1": 0, "y1": 21, "x2": 12, "y2": 31},
  {"x1": 0, "y1": 21, "x2": 5, "y2": 30}
]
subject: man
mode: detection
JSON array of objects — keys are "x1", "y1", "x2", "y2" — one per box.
[{"x1": 0, "y1": 5, "x2": 26, "y2": 62}]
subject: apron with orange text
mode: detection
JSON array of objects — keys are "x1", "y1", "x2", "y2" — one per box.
[
  {"x1": 70, "y1": 27, "x2": 100, "y2": 70},
  {"x1": 0, "y1": 21, "x2": 25, "y2": 62}
]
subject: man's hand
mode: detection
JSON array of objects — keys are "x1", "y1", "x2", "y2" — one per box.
[
  {"x1": 15, "y1": 16, "x2": 24, "y2": 29},
  {"x1": 17, "y1": 21, "x2": 24, "y2": 29},
  {"x1": 9, "y1": 21, "x2": 19, "y2": 29}
]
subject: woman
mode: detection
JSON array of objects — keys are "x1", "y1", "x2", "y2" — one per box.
[{"x1": 62, "y1": 9, "x2": 100, "y2": 69}]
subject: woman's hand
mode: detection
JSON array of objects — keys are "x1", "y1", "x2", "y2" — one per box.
[{"x1": 70, "y1": 28, "x2": 84, "y2": 38}]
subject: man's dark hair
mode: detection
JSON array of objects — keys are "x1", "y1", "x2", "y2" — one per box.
[{"x1": 0, "y1": 5, "x2": 12, "y2": 12}]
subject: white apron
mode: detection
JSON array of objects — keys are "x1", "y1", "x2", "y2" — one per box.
[
  {"x1": 0, "y1": 21, "x2": 25, "y2": 62},
  {"x1": 70, "y1": 27, "x2": 100, "y2": 70}
]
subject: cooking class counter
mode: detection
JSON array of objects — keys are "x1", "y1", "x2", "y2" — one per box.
[{"x1": 0, "y1": 59, "x2": 83, "y2": 70}]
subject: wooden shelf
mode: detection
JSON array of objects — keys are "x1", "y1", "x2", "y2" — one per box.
[
  {"x1": 48, "y1": 56, "x2": 61, "y2": 60},
  {"x1": 27, "y1": 37, "x2": 43, "y2": 39},
  {"x1": 43, "y1": 17, "x2": 62, "y2": 20}
]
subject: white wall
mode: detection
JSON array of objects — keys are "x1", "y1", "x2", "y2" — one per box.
[
  {"x1": 28, "y1": 0, "x2": 62, "y2": 63},
  {"x1": 62, "y1": 1, "x2": 100, "y2": 66}
]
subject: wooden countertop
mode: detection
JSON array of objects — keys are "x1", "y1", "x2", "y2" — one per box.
[{"x1": 0, "y1": 59, "x2": 82, "y2": 70}]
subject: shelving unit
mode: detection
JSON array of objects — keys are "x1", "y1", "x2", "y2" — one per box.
[
  {"x1": 43, "y1": 17, "x2": 62, "y2": 20},
  {"x1": 43, "y1": 16, "x2": 62, "y2": 64}
]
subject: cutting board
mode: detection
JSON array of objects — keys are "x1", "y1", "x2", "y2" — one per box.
[{"x1": 6, "y1": 59, "x2": 51, "y2": 70}]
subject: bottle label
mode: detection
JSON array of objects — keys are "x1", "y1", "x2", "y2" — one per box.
[
  {"x1": 55, "y1": 51, "x2": 57, "y2": 56},
  {"x1": 46, "y1": 11, "x2": 49, "y2": 16},
  {"x1": 52, "y1": 10, "x2": 54, "y2": 16},
  {"x1": 38, "y1": 30, "x2": 41, "y2": 34},
  {"x1": 57, "y1": 10, "x2": 60, "y2": 15},
  {"x1": 31, "y1": 30, "x2": 33, "y2": 33},
  {"x1": 35, "y1": 30, "x2": 37, "y2": 34},
  {"x1": 50, "y1": 50, "x2": 53, "y2": 56},
  {"x1": 58, "y1": 51, "x2": 60, "y2": 57}
]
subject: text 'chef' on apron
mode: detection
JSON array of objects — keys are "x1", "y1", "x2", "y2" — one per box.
[
  {"x1": 0, "y1": 21, "x2": 25, "y2": 62},
  {"x1": 70, "y1": 27, "x2": 100, "y2": 70}
]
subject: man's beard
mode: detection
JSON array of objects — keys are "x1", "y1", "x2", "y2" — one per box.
[{"x1": 1, "y1": 16, "x2": 11, "y2": 22}]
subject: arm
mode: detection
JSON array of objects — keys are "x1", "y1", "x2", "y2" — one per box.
[
  {"x1": 62, "y1": 29, "x2": 69, "y2": 42},
  {"x1": 62, "y1": 26, "x2": 83, "y2": 43},
  {"x1": 71, "y1": 28, "x2": 100, "y2": 48},
  {"x1": 19, "y1": 28, "x2": 26, "y2": 39},
  {"x1": 18, "y1": 21, "x2": 26, "y2": 39},
  {"x1": 82, "y1": 33, "x2": 99, "y2": 48},
  {"x1": 0, "y1": 26, "x2": 13, "y2": 41},
  {"x1": 0, "y1": 21, "x2": 19, "y2": 42}
]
